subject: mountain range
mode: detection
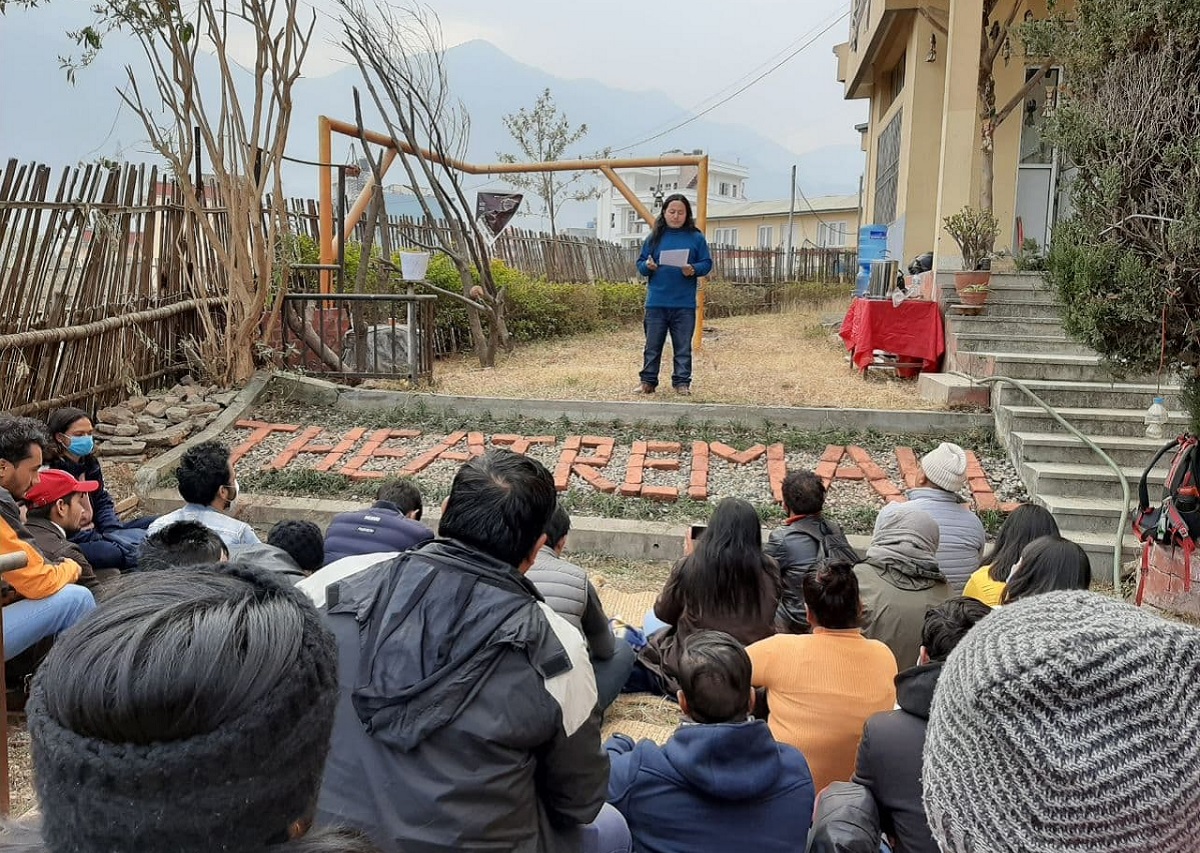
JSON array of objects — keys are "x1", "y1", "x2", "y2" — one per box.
[{"x1": 0, "y1": 13, "x2": 863, "y2": 228}]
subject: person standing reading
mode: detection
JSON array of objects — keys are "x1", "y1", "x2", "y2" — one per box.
[{"x1": 636, "y1": 194, "x2": 712, "y2": 396}]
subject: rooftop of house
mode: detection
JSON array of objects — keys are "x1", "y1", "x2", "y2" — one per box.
[{"x1": 707, "y1": 194, "x2": 860, "y2": 219}]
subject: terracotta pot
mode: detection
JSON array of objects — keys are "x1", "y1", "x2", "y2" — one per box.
[{"x1": 954, "y1": 270, "x2": 991, "y2": 307}]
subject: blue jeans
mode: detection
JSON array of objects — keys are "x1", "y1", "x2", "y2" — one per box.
[
  {"x1": 640, "y1": 307, "x2": 696, "y2": 389},
  {"x1": 580, "y1": 803, "x2": 632, "y2": 853},
  {"x1": 593, "y1": 640, "x2": 636, "y2": 711},
  {"x1": 4, "y1": 585, "x2": 96, "y2": 660}
]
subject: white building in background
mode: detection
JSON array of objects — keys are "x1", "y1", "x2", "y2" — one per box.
[{"x1": 595, "y1": 151, "x2": 750, "y2": 247}]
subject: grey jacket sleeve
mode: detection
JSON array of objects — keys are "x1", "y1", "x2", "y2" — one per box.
[
  {"x1": 764, "y1": 528, "x2": 788, "y2": 565},
  {"x1": 581, "y1": 582, "x2": 616, "y2": 661},
  {"x1": 535, "y1": 603, "x2": 609, "y2": 828}
]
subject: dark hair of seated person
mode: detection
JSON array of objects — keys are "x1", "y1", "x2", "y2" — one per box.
[
  {"x1": 921, "y1": 596, "x2": 992, "y2": 662},
  {"x1": 376, "y1": 478, "x2": 423, "y2": 519},
  {"x1": 801, "y1": 559, "x2": 860, "y2": 630},
  {"x1": 781, "y1": 470, "x2": 826, "y2": 517},
  {"x1": 1000, "y1": 535, "x2": 1092, "y2": 605},
  {"x1": 138, "y1": 520, "x2": 227, "y2": 573},
  {"x1": 676, "y1": 630, "x2": 753, "y2": 724}
]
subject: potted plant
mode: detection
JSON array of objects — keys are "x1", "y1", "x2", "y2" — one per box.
[{"x1": 943, "y1": 206, "x2": 1001, "y2": 306}]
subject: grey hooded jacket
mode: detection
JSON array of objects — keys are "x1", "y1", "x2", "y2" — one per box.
[
  {"x1": 873, "y1": 488, "x2": 985, "y2": 593},
  {"x1": 314, "y1": 539, "x2": 608, "y2": 853}
]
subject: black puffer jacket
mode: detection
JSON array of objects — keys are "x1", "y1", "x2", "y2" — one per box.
[
  {"x1": 852, "y1": 662, "x2": 943, "y2": 853},
  {"x1": 315, "y1": 539, "x2": 608, "y2": 853}
]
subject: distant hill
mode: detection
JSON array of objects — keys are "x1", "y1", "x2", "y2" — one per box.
[{"x1": 0, "y1": 16, "x2": 862, "y2": 228}]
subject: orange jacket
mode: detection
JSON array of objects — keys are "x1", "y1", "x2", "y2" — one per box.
[{"x1": 0, "y1": 515, "x2": 81, "y2": 600}]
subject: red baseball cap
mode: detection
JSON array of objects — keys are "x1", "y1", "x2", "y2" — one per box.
[{"x1": 24, "y1": 469, "x2": 99, "y2": 509}]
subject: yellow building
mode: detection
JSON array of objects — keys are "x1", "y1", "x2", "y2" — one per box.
[
  {"x1": 704, "y1": 195, "x2": 861, "y2": 250},
  {"x1": 835, "y1": 0, "x2": 1070, "y2": 269}
]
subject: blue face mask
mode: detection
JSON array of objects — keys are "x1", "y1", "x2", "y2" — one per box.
[{"x1": 67, "y1": 435, "x2": 94, "y2": 457}]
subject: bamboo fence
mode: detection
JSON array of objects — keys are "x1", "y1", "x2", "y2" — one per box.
[{"x1": 0, "y1": 159, "x2": 227, "y2": 415}]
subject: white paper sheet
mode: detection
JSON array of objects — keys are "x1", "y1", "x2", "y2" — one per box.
[{"x1": 658, "y1": 249, "x2": 690, "y2": 268}]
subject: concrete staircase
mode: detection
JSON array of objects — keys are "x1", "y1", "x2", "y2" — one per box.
[{"x1": 940, "y1": 272, "x2": 1185, "y2": 577}]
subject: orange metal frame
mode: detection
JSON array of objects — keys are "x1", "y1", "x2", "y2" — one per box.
[{"x1": 317, "y1": 116, "x2": 711, "y2": 348}]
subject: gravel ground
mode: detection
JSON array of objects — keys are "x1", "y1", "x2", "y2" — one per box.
[{"x1": 208, "y1": 400, "x2": 1026, "y2": 537}]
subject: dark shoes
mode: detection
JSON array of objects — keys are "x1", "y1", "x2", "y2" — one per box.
[
  {"x1": 674, "y1": 385, "x2": 692, "y2": 396},
  {"x1": 636, "y1": 382, "x2": 656, "y2": 394}
]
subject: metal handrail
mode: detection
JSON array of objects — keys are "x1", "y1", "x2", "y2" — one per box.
[{"x1": 954, "y1": 372, "x2": 1130, "y2": 591}]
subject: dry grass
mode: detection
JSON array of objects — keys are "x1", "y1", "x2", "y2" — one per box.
[{"x1": 422, "y1": 302, "x2": 939, "y2": 410}]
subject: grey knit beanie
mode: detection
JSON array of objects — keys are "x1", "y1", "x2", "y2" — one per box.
[{"x1": 923, "y1": 590, "x2": 1200, "y2": 852}]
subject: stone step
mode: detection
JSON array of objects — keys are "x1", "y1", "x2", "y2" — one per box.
[
  {"x1": 946, "y1": 299, "x2": 1064, "y2": 320},
  {"x1": 1071, "y1": 530, "x2": 1140, "y2": 583},
  {"x1": 997, "y1": 404, "x2": 1192, "y2": 438},
  {"x1": 938, "y1": 278, "x2": 1059, "y2": 305},
  {"x1": 948, "y1": 316, "x2": 1070, "y2": 339},
  {"x1": 954, "y1": 351, "x2": 1157, "y2": 384},
  {"x1": 1021, "y1": 460, "x2": 1164, "y2": 500},
  {"x1": 1037, "y1": 494, "x2": 1135, "y2": 536},
  {"x1": 954, "y1": 332, "x2": 1094, "y2": 356},
  {"x1": 994, "y1": 378, "x2": 1184, "y2": 410},
  {"x1": 1011, "y1": 431, "x2": 1179, "y2": 468}
]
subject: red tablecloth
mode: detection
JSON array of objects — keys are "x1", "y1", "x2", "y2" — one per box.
[{"x1": 839, "y1": 298, "x2": 945, "y2": 376}]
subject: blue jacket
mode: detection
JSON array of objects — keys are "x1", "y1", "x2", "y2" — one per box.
[
  {"x1": 322, "y1": 500, "x2": 434, "y2": 566},
  {"x1": 606, "y1": 719, "x2": 814, "y2": 853},
  {"x1": 636, "y1": 228, "x2": 713, "y2": 309}
]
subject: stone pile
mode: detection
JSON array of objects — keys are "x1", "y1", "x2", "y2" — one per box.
[{"x1": 93, "y1": 376, "x2": 240, "y2": 462}]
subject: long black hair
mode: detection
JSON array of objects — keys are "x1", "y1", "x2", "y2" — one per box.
[
  {"x1": 1001, "y1": 535, "x2": 1091, "y2": 604},
  {"x1": 678, "y1": 498, "x2": 779, "y2": 621},
  {"x1": 648, "y1": 192, "x2": 698, "y2": 251},
  {"x1": 986, "y1": 503, "x2": 1060, "y2": 582}
]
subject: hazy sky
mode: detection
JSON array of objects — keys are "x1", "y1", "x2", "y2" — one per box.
[
  {"x1": 1, "y1": 0, "x2": 865, "y2": 162},
  {"x1": 295, "y1": 0, "x2": 865, "y2": 155}
]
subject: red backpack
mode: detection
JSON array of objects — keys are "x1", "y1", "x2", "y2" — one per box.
[{"x1": 1132, "y1": 434, "x2": 1200, "y2": 604}]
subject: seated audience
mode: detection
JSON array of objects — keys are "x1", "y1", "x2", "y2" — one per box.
[
  {"x1": 607, "y1": 631, "x2": 815, "y2": 853},
  {"x1": 23, "y1": 470, "x2": 114, "y2": 589},
  {"x1": 45, "y1": 407, "x2": 156, "y2": 572},
  {"x1": 0, "y1": 415, "x2": 96, "y2": 661},
  {"x1": 10, "y1": 563, "x2": 381, "y2": 852},
  {"x1": 765, "y1": 470, "x2": 859, "y2": 633},
  {"x1": 1000, "y1": 534, "x2": 1091, "y2": 604},
  {"x1": 853, "y1": 597, "x2": 992, "y2": 853},
  {"x1": 316, "y1": 450, "x2": 625, "y2": 853},
  {"x1": 853, "y1": 504, "x2": 951, "y2": 667},
  {"x1": 924, "y1": 591, "x2": 1200, "y2": 853},
  {"x1": 138, "y1": 520, "x2": 228, "y2": 573},
  {"x1": 527, "y1": 505, "x2": 634, "y2": 710},
  {"x1": 229, "y1": 520, "x2": 326, "y2": 583},
  {"x1": 637, "y1": 497, "x2": 780, "y2": 695},
  {"x1": 748, "y1": 561, "x2": 897, "y2": 793},
  {"x1": 147, "y1": 441, "x2": 259, "y2": 549},
  {"x1": 964, "y1": 503, "x2": 1059, "y2": 607},
  {"x1": 322, "y1": 478, "x2": 432, "y2": 565},
  {"x1": 873, "y1": 442, "x2": 985, "y2": 593}
]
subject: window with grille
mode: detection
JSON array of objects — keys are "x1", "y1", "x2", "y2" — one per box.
[
  {"x1": 818, "y1": 221, "x2": 849, "y2": 248},
  {"x1": 713, "y1": 227, "x2": 739, "y2": 246},
  {"x1": 874, "y1": 110, "x2": 902, "y2": 224}
]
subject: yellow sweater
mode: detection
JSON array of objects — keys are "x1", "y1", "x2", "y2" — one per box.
[
  {"x1": 964, "y1": 565, "x2": 1006, "y2": 607},
  {"x1": 748, "y1": 628, "x2": 897, "y2": 793}
]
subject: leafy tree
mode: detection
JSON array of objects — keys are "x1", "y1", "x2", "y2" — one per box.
[
  {"x1": 498, "y1": 89, "x2": 609, "y2": 241},
  {"x1": 1044, "y1": 0, "x2": 1200, "y2": 427}
]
